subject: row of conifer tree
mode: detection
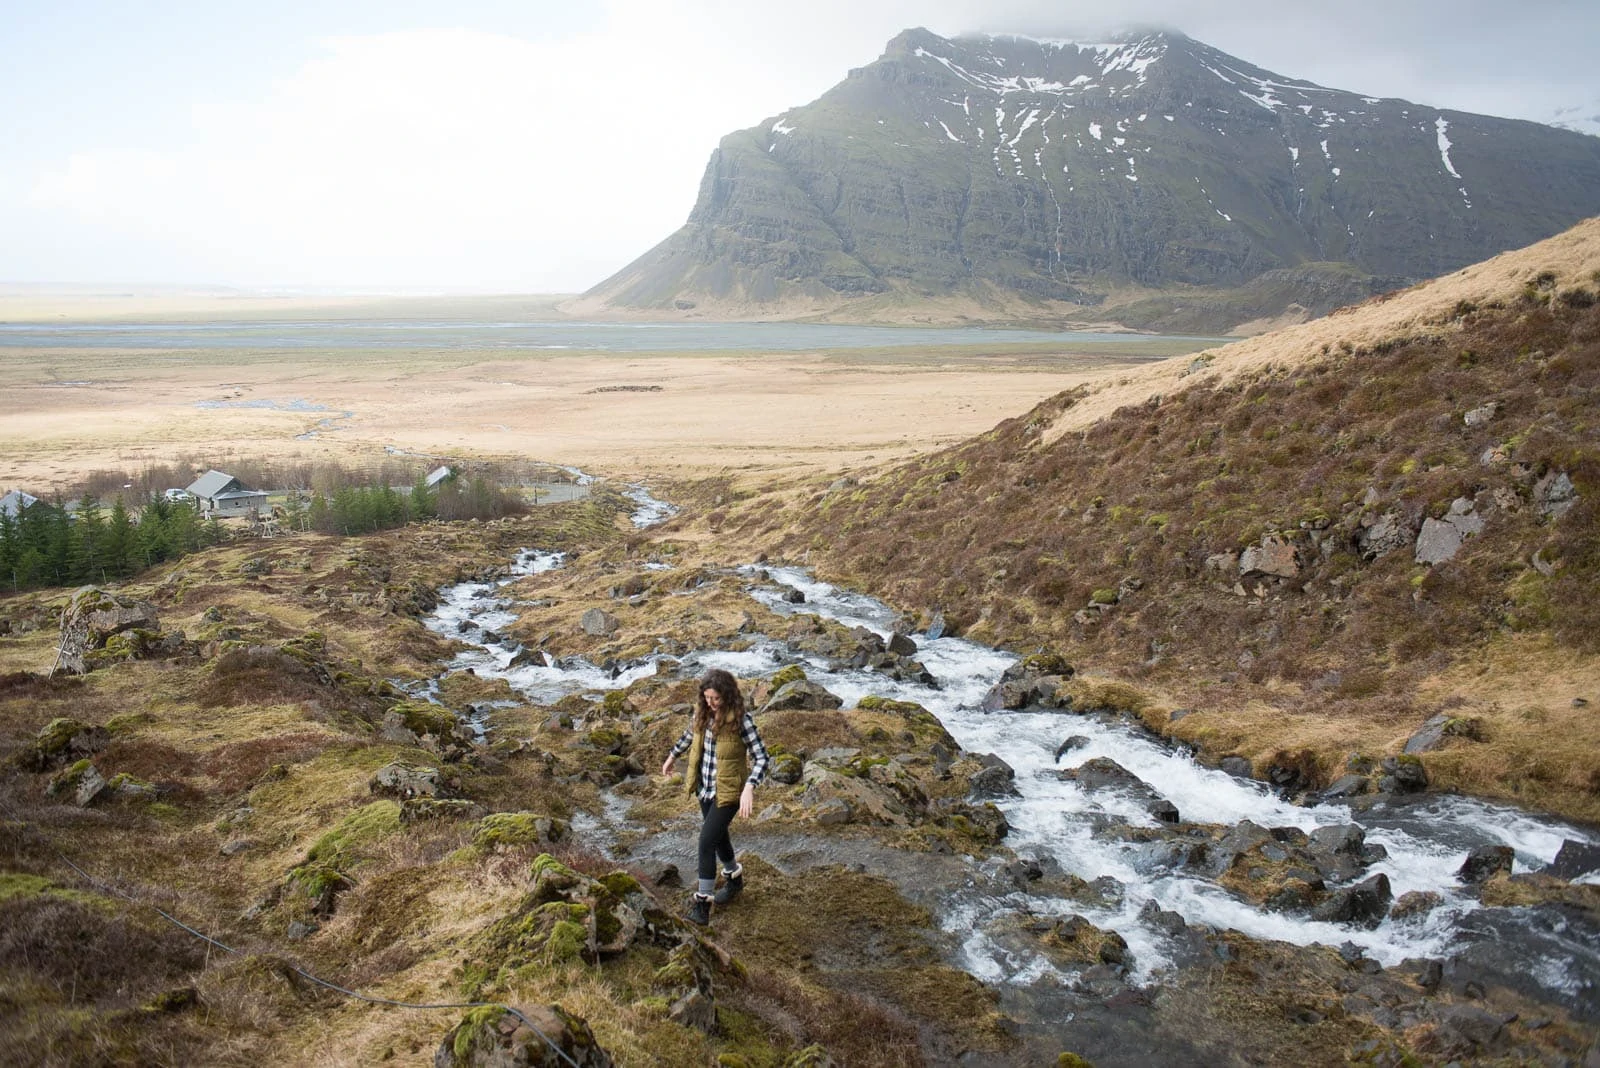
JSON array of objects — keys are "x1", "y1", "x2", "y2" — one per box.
[{"x1": 1, "y1": 475, "x2": 525, "y2": 592}]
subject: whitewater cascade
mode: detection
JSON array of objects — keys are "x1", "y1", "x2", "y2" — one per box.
[{"x1": 417, "y1": 487, "x2": 1597, "y2": 1012}]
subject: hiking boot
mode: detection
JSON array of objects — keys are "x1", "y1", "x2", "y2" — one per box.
[
  {"x1": 685, "y1": 893, "x2": 712, "y2": 926},
  {"x1": 713, "y1": 871, "x2": 744, "y2": 905}
]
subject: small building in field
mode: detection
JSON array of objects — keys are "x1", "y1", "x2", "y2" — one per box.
[
  {"x1": 186, "y1": 470, "x2": 269, "y2": 518},
  {"x1": 0, "y1": 489, "x2": 41, "y2": 518},
  {"x1": 425, "y1": 465, "x2": 455, "y2": 488}
]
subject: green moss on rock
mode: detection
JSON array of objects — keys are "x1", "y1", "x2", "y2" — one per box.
[
  {"x1": 391, "y1": 700, "x2": 458, "y2": 739},
  {"x1": 474, "y1": 813, "x2": 567, "y2": 852},
  {"x1": 770, "y1": 664, "x2": 808, "y2": 689}
]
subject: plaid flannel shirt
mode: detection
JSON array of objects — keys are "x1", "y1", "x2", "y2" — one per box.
[{"x1": 670, "y1": 710, "x2": 771, "y2": 804}]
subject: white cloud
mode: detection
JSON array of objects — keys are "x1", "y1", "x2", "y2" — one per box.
[
  {"x1": 9, "y1": 0, "x2": 1600, "y2": 289},
  {"x1": 24, "y1": 20, "x2": 798, "y2": 289}
]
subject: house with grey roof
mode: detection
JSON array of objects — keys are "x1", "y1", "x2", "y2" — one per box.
[
  {"x1": 425, "y1": 464, "x2": 454, "y2": 488},
  {"x1": 0, "y1": 489, "x2": 40, "y2": 518},
  {"x1": 185, "y1": 470, "x2": 269, "y2": 518}
]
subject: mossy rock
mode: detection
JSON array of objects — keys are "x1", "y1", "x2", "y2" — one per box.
[
  {"x1": 287, "y1": 861, "x2": 354, "y2": 915},
  {"x1": 1018, "y1": 652, "x2": 1075, "y2": 678},
  {"x1": 598, "y1": 871, "x2": 642, "y2": 898},
  {"x1": 447, "y1": 1004, "x2": 507, "y2": 1064},
  {"x1": 855, "y1": 695, "x2": 929, "y2": 717},
  {"x1": 390, "y1": 700, "x2": 459, "y2": 739},
  {"x1": 469, "y1": 900, "x2": 596, "y2": 990},
  {"x1": 17, "y1": 717, "x2": 109, "y2": 772},
  {"x1": 474, "y1": 814, "x2": 568, "y2": 853},
  {"x1": 400, "y1": 798, "x2": 486, "y2": 824},
  {"x1": 601, "y1": 690, "x2": 634, "y2": 717},
  {"x1": 107, "y1": 772, "x2": 158, "y2": 800},
  {"x1": 584, "y1": 727, "x2": 627, "y2": 754},
  {"x1": 770, "y1": 664, "x2": 808, "y2": 689},
  {"x1": 1057, "y1": 1055, "x2": 1095, "y2": 1068}
]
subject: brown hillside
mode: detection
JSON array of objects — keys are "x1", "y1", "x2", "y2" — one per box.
[{"x1": 709, "y1": 219, "x2": 1600, "y2": 822}]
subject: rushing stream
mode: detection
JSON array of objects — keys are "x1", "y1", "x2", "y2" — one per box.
[{"x1": 418, "y1": 487, "x2": 1600, "y2": 1017}]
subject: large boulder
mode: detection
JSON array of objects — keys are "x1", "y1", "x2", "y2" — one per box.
[
  {"x1": 1356, "y1": 511, "x2": 1412, "y2": 561},
  {"x1": 579, "y1": 608, "x2": 618, "y2": 637},
  {"x1": 16, "y1": 717, "x2": 110, "y2": 772},
  {"x1": 1239, "y1": 535, "x2": 1299, "y2": 579},
  {"x1": 55, "y1": 587, "x2": 162, "y2": 675},
  {"x1": 1414, "y1": 500, "x2": 1485, "y2": 565},
  {"x1": 761, "y1": 679, "x2": 844, "y2": 712},
  {"x1": 1457, "y1": 845, "x2": 1515, "y2": 884},
  {"x1": 434, "y1": 1004, "x2": 612, "y2": 1068},
  {"x1": 1546, "y1": 839, "x2": 1600, "y2": 880},
  {"x1": 370, "y1": 761, "x2": 449, "y2": 800},
  {"x1": 1310, "y1": 872, "x2": 1392, "y2": 927},
  {"x1": 1533, "y1": 470, "x2": 1577, "y2": 520}
]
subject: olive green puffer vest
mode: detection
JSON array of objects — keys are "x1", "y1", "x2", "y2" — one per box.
[{"x1": 684, "y1": 717, "x2": 748, "y2": 806}]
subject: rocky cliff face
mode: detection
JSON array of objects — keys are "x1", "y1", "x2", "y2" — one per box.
[{"x1": 586, "y1": 29, "x2": 1600, "y2": 324}]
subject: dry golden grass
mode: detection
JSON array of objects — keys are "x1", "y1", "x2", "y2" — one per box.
[
  {"x1": 1041, "y1": 215, "x2": 1600, "y2": 440},
  {"x1": 0, "y1": 308, "x2": 1188, "y2": 496}
]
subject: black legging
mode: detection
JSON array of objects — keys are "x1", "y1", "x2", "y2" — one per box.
[{"x1": 698, "y1": 798, "x2": 739, "y2": 882}]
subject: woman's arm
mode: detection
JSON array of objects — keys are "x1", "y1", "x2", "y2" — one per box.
[
  {"x1": 738, "y1": 713, "x2": 770, "y2": 819},
  {"x1": 661, "y1": 726, "x2": 693, "y2": 776}
]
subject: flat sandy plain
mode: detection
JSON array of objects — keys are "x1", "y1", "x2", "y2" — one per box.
[{"x1": 0, "y1": 292, "x2": 1209, "y2": 492}]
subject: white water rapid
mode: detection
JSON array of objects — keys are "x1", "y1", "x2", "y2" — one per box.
[{"x1": 417, "y1": 524, "x2": 1599, "y2": 1012}]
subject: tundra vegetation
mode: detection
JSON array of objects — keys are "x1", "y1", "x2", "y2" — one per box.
[{"x1": 2, "y1": 242, "x2": 1599, "y2": 1065}]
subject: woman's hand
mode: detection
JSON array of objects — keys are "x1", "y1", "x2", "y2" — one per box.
[
  {"x1": 739, "y1": 782, "x2": 754, "y2": 819},
  {"x1": 661, "y1": 754, "x2": 676, "y2": 777}
]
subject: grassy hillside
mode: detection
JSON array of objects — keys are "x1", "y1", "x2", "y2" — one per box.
[{"x1": 707, "y1": 231, "x2": 1600, "y2": 822}]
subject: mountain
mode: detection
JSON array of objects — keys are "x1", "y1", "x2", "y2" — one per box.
[{"x1": 582, "y1": 29, "x2": 1600, "y2": 329}]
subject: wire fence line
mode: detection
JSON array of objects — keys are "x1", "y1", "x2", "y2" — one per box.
[{"x1": 0, "y1": 796, "x2": 582, "y2": 1068}]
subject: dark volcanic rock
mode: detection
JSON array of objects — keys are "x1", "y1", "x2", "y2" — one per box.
[
  {"x1": 1457, "y1": 845, "x2": 1515, "y2": 884},
  {"x1": 1546, "y1": 839, "x2": 1600, "y2": 880},
  {"x1": 1310, "y1": 873, "x2": 1392, "y2": 927}
]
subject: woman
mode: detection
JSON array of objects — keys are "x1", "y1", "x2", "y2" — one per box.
[{"x1": 661, "y1": 668, "x2": 771, "y2": 925}]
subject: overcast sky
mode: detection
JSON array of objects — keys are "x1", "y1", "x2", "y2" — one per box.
[{"x1": 3, "y1": 0, "x2": 1597, "y2": 293}]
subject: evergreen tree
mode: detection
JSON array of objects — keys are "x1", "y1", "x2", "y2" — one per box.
[
  {"x1": 307, "y1": 493, "x2": 331, "y2": 533},
  {"x1": 105, "y1": 498, "x2": 134, "y2": 578},
  {"x1": 281, "y1": 492, "x2": 307, "y2": 532},
  {"x1": 137, "y1": 496, "x2": 172, "y2": 566},
  {"x1": 43, "y1": 500, "x2": 72, "y2": 585},
  {"x1": 410, "y1": 476, "x2": 435, "y2": 521},
  {"x1": 0, "y1": 510, "x2": 19, "y2": 590},
  {"x1": 74, "y1": 494, "x2": 105, "y2": 582}
]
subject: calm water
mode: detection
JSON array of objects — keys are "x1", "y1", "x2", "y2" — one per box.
[{"x1": 0, "y1": 319, "x2": 1214, "y2": 353}]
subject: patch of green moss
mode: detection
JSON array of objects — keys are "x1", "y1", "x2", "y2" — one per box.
[
  {"x1": 288, "y1": 861, "x2": 348, "y2": 899},
  {"x1": 474, "y1": 813, "x2": 563, "y2": 852},
  {"x1": 391, "y1": 700, "x2": 458, "y2": 739},
  {"x1": 601, "y1": 690, "x2": 633, "y2": 716},
  {"x1": 104, "y1": 712, "x2": 151, "y2": 733},
  {"x1": 598, "y1": 871, "x2": 642, "y2": 898},
  {"x1": 0, "y1": 873, "x2": 57, "y2": 902},
  {"x1": 1057, "y1": 1055, "x2": 1095, "y2": 1068},
  {"x1": 305, "y1": 799, "x2": 401, "y2": 868},
  {"x1": 770, "y1": 664, "x2": 808, "y2": 689},
  {"x1": 585, "y1": 727, "x2": 624, "y2": 752},
  {"x1": 855, "y1": 695, "x2": 927, "y2": 716},
  {"x1": 450, "y1": 1004, "x2": 507, "y2": 1064}
]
